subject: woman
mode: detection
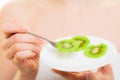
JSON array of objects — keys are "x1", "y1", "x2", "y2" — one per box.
[{"x1": 0, "y1": 0, "x2": 120, "y2": 80}]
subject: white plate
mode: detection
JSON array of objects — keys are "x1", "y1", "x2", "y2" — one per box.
[{"x1": 40, "y1": 36, "x2": 118, "y2": 72}]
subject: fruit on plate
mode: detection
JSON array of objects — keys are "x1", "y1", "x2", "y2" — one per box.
[
  {"x1": 56, "y1": 39, "x2": 79, "y2": 53},
  {"x1": 72, "y1": 36, "x2": 90, "y2": 51},
  {"x1": 84, "y1": 43, "x2": 107, "y2": 58}
]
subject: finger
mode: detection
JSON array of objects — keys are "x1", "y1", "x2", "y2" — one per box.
[
  {"x1": 52, "y1": 69, "x2": 75, "y2": 79},
  {"x1": 73, "y1": 70, "x2": 90, "y2": 77},
  {"x1": 13, "y1": 50, "x2": 36, "y2": 63},
  {"x1": 85, "y1": 71, "x2": 96, "y2": 80},
  {"x1": 2, "y1": 33, "x2": 43, "y2": 50},
  {"x1": 1, "y1": 22, "x2": 29, "y2": 38},
  {"x1": 98, "y1": 64, "x2": 113, "y2": 75},
  {"x1": 6, "y1": 43, "x2": 41, "y2": 60},
  {"x1": 12, "y1": 50, "x2": 39, "y2": 72}
]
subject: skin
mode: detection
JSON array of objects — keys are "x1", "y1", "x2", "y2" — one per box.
[
  {"x1": 52, "y1": 64, "x2": 114, "y2": 80},
  {"x1": 1, "y1": 21, "x2": 43, "y2": 80},
  {"x1": 0, "y1": 0, "x2": 119, "y2": 80}
]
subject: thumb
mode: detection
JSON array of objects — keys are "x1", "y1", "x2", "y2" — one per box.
[
  {"x1": 85, "y1": 71, "x2": 96, "y2": 80},
  {"x1": 98, "y1": 64, "x2": 113, "y2": 76},
  {"x1": 52, "y1": 69, "x2": 74, "y2": 79}
]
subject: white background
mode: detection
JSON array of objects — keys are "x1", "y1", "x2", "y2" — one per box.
[{"x1": 0, "y1": 0, "x2": 10, "y2": 9}]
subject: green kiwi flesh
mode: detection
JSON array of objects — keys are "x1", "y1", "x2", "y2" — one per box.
[
  {"x1": 84, "y1": 43, "x2": 107, "y2": 58},
  {"x1": 72, "y1": 36, "x2": 90, "y2": 51},
  {"x1": 56, "y1": 39, "x2": 79, "y2": 53}
]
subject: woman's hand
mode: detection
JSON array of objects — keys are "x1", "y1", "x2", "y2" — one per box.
[
  {"x1": 52, "y1": 64, "x2": 114, "y2": 80},
  {"x1": 1, "y1": 21, "x2": 43, "y2": 80}
]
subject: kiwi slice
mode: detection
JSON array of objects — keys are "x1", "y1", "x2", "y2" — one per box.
[
  {"x1": 72, "y1": 36, "x2": 90, "y2": 51},
  {"x1": 84, "y1": 43, "x2": 107, "y2": 58},
  {"x1": 56, "y1": 39, "x2": 79, "y2": 53}
]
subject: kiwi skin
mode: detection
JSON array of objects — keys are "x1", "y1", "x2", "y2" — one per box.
[
  {"x1": 84, "y1": 43, "x2": 107, "y2": 58},
  {"x1": 72, "y1": 36, "x2": 90, "y2": 51},
  {"x1": 56, "y1": 39, "x2": 79, "y2": 53}
]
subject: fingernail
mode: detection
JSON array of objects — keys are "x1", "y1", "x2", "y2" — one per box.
[{"x1": 38, "y1": 39, "x2": 44, "y2": 44}]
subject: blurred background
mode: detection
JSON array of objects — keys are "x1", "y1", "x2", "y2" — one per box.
[{"x1": 0, "y1": 0, "x2": 10, "y2": 9}]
